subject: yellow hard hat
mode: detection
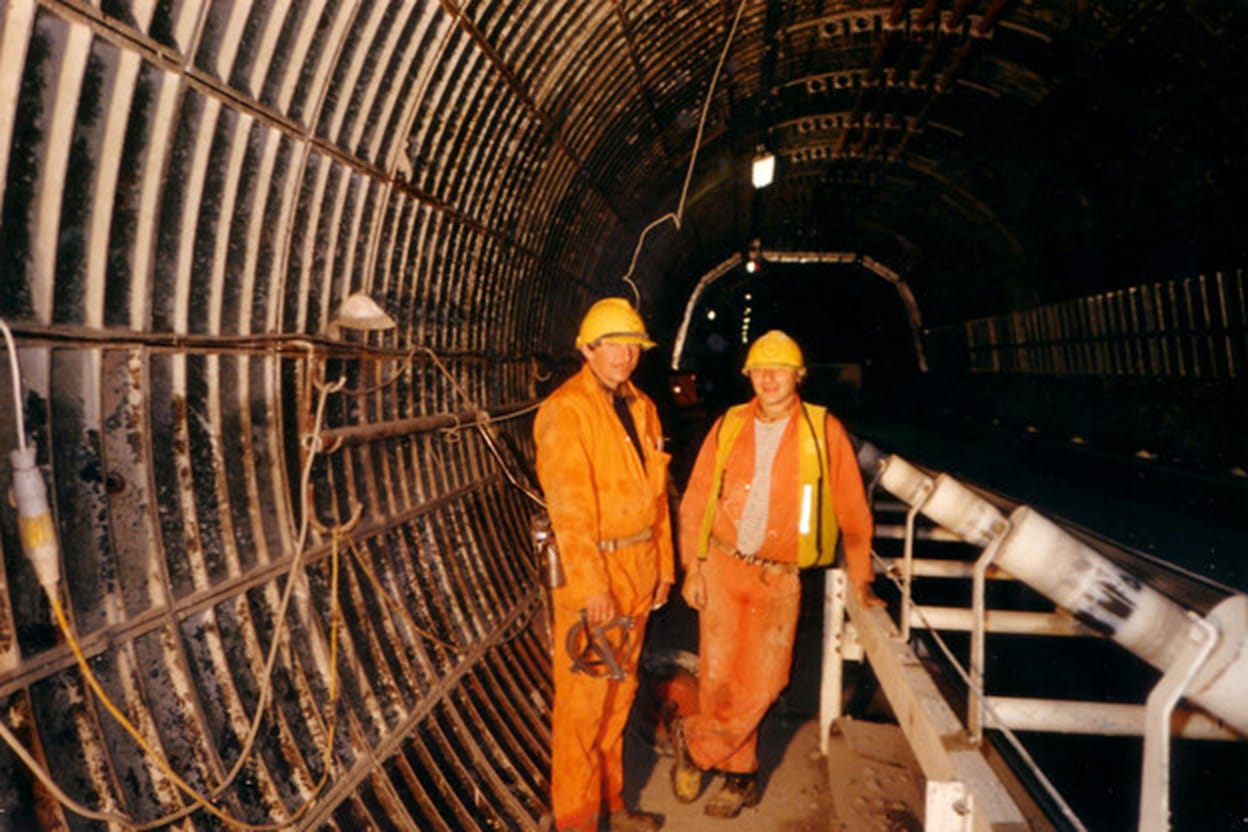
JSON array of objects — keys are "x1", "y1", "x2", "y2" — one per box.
[
  {"x1": 575, "y1": 298, "x2": 656, "y2": 349},
  {"x1": 742, "y1": 330, "x2": 805, "y2": 374}
]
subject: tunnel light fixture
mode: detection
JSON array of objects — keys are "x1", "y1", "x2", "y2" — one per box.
[
  {"x1": 751, "y1": 150, "x2": 775, "y2": 189},
  {"x1": 329, "y1": 292, "x2": 396, "y2": 337},
  {"x1": 745, "y1": 240, "x2": 762, "y2": 274}
]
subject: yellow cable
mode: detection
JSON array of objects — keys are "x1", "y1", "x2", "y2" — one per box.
[
  {"x1": 49, "y1": 593, "x2": 249, "y2": 828},
  {"x1": 1, "y1": 548, "x2": 352, "y2": 830},
  {"x1": 129, "y1": 522, "x2": 347, "y2": 831},
  {"x1": 2, "y1": 349, "x2": 348, "y2": 829},
  {"x1": 1, "y1": 336, "x2": 525, "y2": 826},
  {"x1": 43, "y1": 521, "x2": 349, "y2": 831}
]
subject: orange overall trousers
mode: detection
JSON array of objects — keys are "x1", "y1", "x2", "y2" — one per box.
[{"x1": 686, "y1": 544, "x2": 800, "y2": 773}]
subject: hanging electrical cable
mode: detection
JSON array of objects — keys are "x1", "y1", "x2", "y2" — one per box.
[
  {"x1": 418, "y1": 345, "x2": 547, "y2": 508},
  {"x1": 619, "y1": 0, "x2": 753, "y2": 304},
  {"x1": 206, "y1": 350, "x2": 347, "y2": 799},
  {"x1": 334, "y1": 347, "x2": 417, "y2": 395},
  {"x1": 295, "y1": 339, "x2": 548, "y2": 644},
  {"x1": 0, "y1": 322, "x2": 349, "y2": 829},
  {"x1": 0, "y1": 322, "x2": 26, "y2": 454},
  {"x1": 0, "y1": 320, "x2": 548, "y2": 827}
]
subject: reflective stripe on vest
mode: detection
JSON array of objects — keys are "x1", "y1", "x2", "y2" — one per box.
[{"x1": 696, "y1": 402, "x2": 839, "y2": 568}]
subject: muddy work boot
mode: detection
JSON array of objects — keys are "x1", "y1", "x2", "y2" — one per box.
[
  {"x1": 668, "y1": 716, "x2": 705, "y2": 803},
  {"x1": 607, "y1": 808, "x2": 664, "y2": 831},
  {"x1": 704, "y1": 773, "x2": 760, "y2": 818}
]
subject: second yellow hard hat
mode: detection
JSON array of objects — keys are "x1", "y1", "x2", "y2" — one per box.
[{"x1": 742, "y1": 330, "x2": 805, "y2": 374}]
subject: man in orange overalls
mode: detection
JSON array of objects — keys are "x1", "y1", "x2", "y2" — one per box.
[
  {"x1": 535, "y1": 298, "x2": 674, "y2": 832},
  {"x1": 670, "y1": 330, "x2": 878, "y2": 818}
]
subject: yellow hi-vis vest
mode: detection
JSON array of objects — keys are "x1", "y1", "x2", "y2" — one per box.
[{"x1": 696, "y1": 402, "x2": 840, "y2": 568}]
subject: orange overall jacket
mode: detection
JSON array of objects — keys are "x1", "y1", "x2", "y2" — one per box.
[
  {"x1": 534, "y1": 363, "x2": 674, "y2": 830},
  {"x1": 679, "y1": 396, "x2": 873, "y2": 586}
]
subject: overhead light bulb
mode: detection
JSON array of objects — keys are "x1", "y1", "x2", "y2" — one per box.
[
  {"x1": 744, "y1": 241, "x2": 761, "y2": 274},
  {"x1": 751, "y1": 150, "x2": 775, "y2": 189}
]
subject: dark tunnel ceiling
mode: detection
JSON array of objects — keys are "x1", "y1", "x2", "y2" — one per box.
[
  {"x1": 564, "y1": 0, "x2": 1248, "y2": 334},
  {"x1": 3, "y1": 0, "x2": 1246, "y2": 348}
]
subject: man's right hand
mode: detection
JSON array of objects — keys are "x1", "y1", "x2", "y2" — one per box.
[
  {"x1": 681, "y1": 569, "x2": 707, "y2": 610},
  {"x1": 854, "y1": 583, "x2": 886, "y2": 609},
  {"x1": 584, "y1": 592, "x2": 616, "y2": 625}
]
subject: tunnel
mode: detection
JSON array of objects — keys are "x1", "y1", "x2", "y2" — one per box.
[{"x1": 0, "y1": 1, "x2": 1245, "y2": 830}]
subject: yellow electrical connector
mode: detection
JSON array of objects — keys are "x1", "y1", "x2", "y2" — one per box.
[
  {"x1": 0, "y1": 320, "x2": 343, "y2": 830},
  {"x1": 11, "y1": 446, "x2": 61, "y2": 594}
]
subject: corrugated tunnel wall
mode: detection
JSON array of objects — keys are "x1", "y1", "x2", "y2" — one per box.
[
  {"x1": 0, "y1": 1, "x2": 647, "y2": 828},
  {"x1": 1, "y1": 0, "x2": 1246, "y2": 829}
]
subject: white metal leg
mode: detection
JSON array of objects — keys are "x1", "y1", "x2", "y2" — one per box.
[
  {"x1": 1138, "y1": 614, "x2": 1218, "y2": 832},
  {"x1": 820, "y1": 568, "x2": 849, "y2": 755}
]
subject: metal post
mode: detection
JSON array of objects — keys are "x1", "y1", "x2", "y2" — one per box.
[
  {"x1": 820, "y1": 568, "x2": 849, "y2": 755},
  {"x1": 1138, "y1": 614, "x2": 1218, "y2": 832},
  {"x1": 896, "y1": 475, "x2": 934, "y2": 643},
  {"x1": 901, "y1": 502, "x2": 921, "y2": 641},
  {"x1": 969, "y1": 531, "x2": 1007, "y2": 743}
]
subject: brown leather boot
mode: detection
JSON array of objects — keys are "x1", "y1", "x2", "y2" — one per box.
[
  {"x1": 703, "y1": 773, "x2": 760, "y2": 818},
  {"x1": 668, "y1": 716, "x2": 705, "y2": 803},
  {"x1": 608, "y1": 808, "x2": 664, "y2": 831}
]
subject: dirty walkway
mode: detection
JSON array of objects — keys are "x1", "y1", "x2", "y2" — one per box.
[{"x1": 619, "y1": 570, "x2": 923, "y2": 832}]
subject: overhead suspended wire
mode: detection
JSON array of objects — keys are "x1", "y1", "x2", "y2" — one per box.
[{"x1": 620, "y1": 0, "x2": 753, "y2": 304}]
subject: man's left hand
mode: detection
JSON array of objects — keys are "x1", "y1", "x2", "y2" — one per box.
[{"x1": 651, "y1": 581, "x2": 673, "y2": 610}]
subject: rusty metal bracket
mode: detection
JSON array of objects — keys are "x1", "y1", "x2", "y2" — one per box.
[{"x1": 565, "y1": 613, "x2": 634, "y2": 681}]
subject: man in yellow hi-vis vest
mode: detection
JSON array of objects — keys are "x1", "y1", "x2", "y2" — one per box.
[{"x1": 670, "y1": 330, "x2": 878, "y2": 818}]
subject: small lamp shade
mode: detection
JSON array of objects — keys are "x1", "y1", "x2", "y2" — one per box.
[{"x1": 330, "y1": 293, "x2": 396, "y2": 336}]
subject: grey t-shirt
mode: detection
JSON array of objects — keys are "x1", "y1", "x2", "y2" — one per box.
[{"x1": 736, "y1": 415, "x2": 790, "y2": 555}]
